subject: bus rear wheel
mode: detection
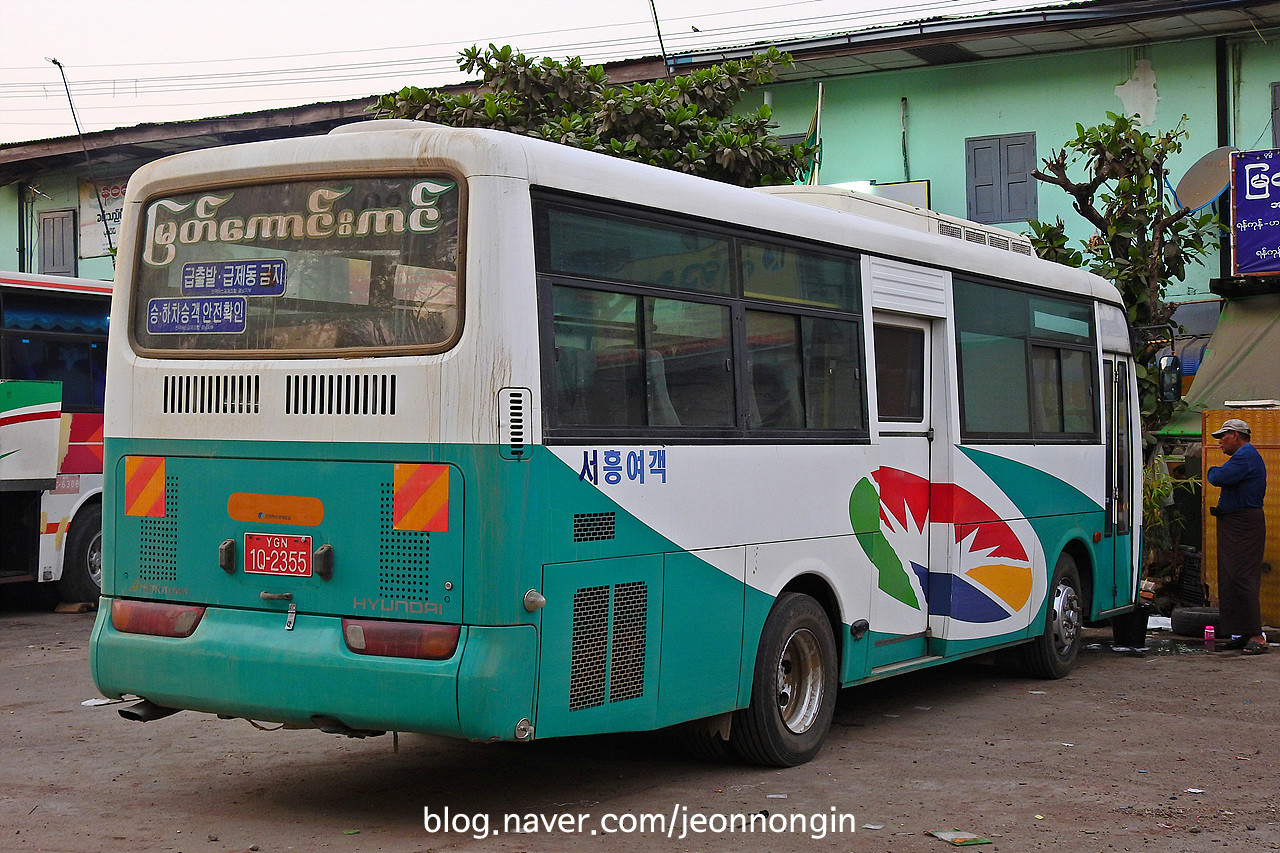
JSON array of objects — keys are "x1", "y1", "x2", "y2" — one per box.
[
  {"x1": 56, "y1": 503, "x2": 102, "y2": 604},
  {"x1": 732, "y1": 592, "x2": 837, "y2": 767}
]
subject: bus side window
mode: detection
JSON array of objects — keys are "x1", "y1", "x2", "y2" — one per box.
[
  {"x1": 873, "y1": 323, "x2": 925, "y2": 422},
  {"x1": 803, "y1": 317, "x2": 863, "y2": 430},
  {"x1": 745, "y1": 311, "x2": 803, "y2": 429},
  {"x1": 649, "y1": 298, "x2": 733, "y2": 428}
]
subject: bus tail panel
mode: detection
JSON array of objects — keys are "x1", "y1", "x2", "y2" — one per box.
[
  {"x1": 91, "y1": 605, "x2": 538, "y2": 740},
  {"x1": 109, "y1": 451, "x2": 463, "y2": 624}
]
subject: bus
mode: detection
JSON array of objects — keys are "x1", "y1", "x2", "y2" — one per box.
[
  {"x1": 90, "y1": 120, "x2": 1141, "y2": 766},
  {"x1": 0, "y1": 271, "x2": 110, "y2": 603}
]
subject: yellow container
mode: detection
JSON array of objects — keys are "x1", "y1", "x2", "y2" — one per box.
[{"x1": 1201, "y1": 408, "x2": 1280, "y2": 626}]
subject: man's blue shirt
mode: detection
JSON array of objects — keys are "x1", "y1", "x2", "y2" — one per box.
[{"x1": 1207, "y1": 441, "x2": 1267, "y2": 513}]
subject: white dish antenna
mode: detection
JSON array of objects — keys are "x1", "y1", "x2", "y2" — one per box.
[{"x1": 1173, "y1": 145, "x2": 1237, "y2": 212}]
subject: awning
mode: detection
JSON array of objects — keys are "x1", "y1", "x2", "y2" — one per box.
[{"x1": 1163, "y1": 293, "x2": 1280, "y2": 436}]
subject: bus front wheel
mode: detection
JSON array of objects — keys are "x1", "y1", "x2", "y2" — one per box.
[
  {"x1": 1007, "y1": 553, "x2": 1082, "y2": 679},
  {"x1": 56, "y1": 502, "x2": 102, "y2": 604},
  {"x1": 733, "y1": 592, "x2": 837, "y2": 767}
]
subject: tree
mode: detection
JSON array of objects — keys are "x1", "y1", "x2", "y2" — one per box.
[
  {"x1": 1027, "y1": 113, "x2": 1219, "y2": 438},
  {"x1": 374, "y1": 44, "x2": 816, "y2": 187}
]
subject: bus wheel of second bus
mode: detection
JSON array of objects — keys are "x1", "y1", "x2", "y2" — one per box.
[
  {"x1": 56, "y1": 502, "x2": 102, "y2": 604},
  {"x1": 732, "y1": 592, "x2": 837, "y2": 767},
  {"x1": 1006, "y1": 552, "x2": 1083, "y2": 680}
]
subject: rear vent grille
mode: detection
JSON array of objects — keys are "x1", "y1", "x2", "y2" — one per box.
[
  {"x1": 499, "y1": 388, "x2": 531, "y2": 460},
  {"x1": 138, "y1": 475, "x2": 179, "y2": 582},
  {"x1": 569, "y1": 586, "x2": 610, "y2": 711},
  {"x1": 286, "y1": 373, "x2": 396, "y2": 415},
  {"x1": 608, "y1": 581, "x2": 647, "y2": 703},
  {"x1": 1012, "y1": 241, "x2": 1034, "y2": 256},
  {"x1": 987, "y1": 235, "x2": 1010, "y2": 251},
  {"x1": 938, "y1": 223, "x2": 963, "y2": 240},
  {"x1": 568, "y1": 581, "x2": 649, "y2": 711},
  {"x1": 378, "y1": 485, "x2": 430, "y2": 600},
  {"x1": 163, "y1": 374, "x2": 260, "y2": 414},
  {"x1": 964, "y1": 228, "x2": 988, "y2": 245},
  {"x1": 573, "y1": 512, "x2": 616, "y2": 542}
]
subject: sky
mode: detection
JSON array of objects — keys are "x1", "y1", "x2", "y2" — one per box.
[{"x1": 0, "y1": 0, "x2": 1050, "y2": 145}]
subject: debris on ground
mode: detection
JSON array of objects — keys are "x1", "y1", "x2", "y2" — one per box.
[{"x1": 928, "y1": 829, "x2": 993, "y2": 845}]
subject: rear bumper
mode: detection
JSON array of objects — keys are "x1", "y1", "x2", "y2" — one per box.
[{"x1": 90, "y1": 602, "x2": 537, "y2": 741}]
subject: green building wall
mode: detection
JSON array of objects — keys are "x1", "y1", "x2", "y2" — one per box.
[
  {"x1": 7, "y1": 28, "x2": 1280, "y2": 298},
  {"x1": 756, "y1": 32, "x2": 1280, "y2": 301},
  {"x1": 0, "y1": 184, "x2": 19, "y2": 273},
  {"x1": 3, "y1": 172, "x2": 117, "y2": 282}
]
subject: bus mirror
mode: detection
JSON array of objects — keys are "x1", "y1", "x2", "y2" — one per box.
[{"x1": 1156, "y1": 354, "x2": 1182, "y2": 402}]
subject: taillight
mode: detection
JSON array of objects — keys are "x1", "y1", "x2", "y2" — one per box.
[
  {"x1": 111, "y1": 600, "x2": 205, "y2": 638},
  {"x1": 342, "y1": 618, "x2": 460, "y2": 660}
]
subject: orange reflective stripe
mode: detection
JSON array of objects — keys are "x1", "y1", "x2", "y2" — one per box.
[
  {"x1": 124, "y1": 456, "x2": 166, "y2": 518},
  {"x1": 393, "y1": 463, "x2": 449, "y2": 532}
]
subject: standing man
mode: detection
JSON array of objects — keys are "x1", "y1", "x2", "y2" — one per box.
[{"x1": 1207, "y1": 418, "x2": 1268, "y2": 655}]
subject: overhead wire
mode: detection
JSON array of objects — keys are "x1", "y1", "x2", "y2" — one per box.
[{"x1": 0, "y1": 0, "x2": 1038, "y2": 133}]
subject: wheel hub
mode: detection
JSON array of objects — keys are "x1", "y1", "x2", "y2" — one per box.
[
  {"x1": 775, "y1": 627, "x2": 825, "y2": 734},
  {"x1": 1050, "y1": 580, "x2": 1081, "y2": 656},
  {"x1": 87, "y1": 532, "x2": 103, "y2": 587}
]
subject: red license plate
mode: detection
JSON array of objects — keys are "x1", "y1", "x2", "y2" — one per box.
[{"x1": 244, "y1": 533, "x2": 312, "y2": 577}]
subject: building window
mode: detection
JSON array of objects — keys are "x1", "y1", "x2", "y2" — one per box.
[
  {"x1": 965, "y1": 132, "x2": 1037, "y2": 224},
  {"x1": 38, "y1": 209, "x2": 77, "y2": 275}
]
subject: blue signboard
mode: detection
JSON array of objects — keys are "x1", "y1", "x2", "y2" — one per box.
[
  {"x1": 180, "y1": 259, "x2": 286, "y2": 296},
  {"x1": 1232, "y1": 149, "x2": 1280, "y2": 275},
  {"x1": 147, "y1": 297, "x2": 246, "y2": 335}
]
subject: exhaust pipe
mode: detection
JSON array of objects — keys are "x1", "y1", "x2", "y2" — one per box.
[{"x1": 118, "y1": 699, "x2": 182, "y2": 722}]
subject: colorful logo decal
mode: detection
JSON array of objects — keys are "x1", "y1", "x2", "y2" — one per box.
[{"x1": 851, "y1": 467, "x2": 1034, "y2": 623}]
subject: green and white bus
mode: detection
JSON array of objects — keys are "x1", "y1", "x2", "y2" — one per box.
[{"x1": 90, "y1": 120, "x2": 1140, "y2": 766}]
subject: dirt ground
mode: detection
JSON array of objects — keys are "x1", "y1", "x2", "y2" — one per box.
[{"x1": 2, "y1": 588, "x2": 1278, "y2": 853}]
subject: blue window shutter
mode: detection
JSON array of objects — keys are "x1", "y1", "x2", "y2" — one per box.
[
  {"x1": 967, "y1": 138, "x2": 999, "y2": 222},
  {"x1": 1003, "y1": 133, "x2": 1037, "y2": 221},
  {"x1": 966, "y1": 132, "x2": 1037, "y2": 224}
]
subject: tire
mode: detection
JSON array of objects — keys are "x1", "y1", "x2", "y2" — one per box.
[
  {"x1": 1008, "y1": 553, "x2": 1083, "y2": 679},
  {"x1": 55, "y1": 503, "x2": 102, "y2": 604},
  {"x1": 1170, "y1": 606, "x2": 1219, "y2": 638},
  {"x1": 732, "y1": 592, "x2": 838, "y2": 767}
]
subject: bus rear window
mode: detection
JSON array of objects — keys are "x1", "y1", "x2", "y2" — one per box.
[{"x1": 131, "y1": 177, "x2": 461, "y2": 356}]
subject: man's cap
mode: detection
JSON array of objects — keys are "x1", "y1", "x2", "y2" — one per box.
[{"x1": 1211, "y1": 417, "x2": 1251, "y2": 438}]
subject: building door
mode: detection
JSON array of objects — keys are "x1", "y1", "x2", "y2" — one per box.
[{"x1": 38, "y1": 209, "x2": 77, "y2": 275}]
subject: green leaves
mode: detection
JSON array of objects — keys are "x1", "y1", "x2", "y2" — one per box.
[
  {"x1": 374, "y1": 44, "x2": 814, "y2": 187},
  {"x1": 1027, "y1": 113, "x2": 1220, "y2": 441}
]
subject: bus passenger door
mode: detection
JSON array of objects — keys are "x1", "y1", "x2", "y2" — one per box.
[
  {"x1": 867, "y1": 317, "x2": 933, "y2": 667},
  {"x1": 1101, "y1": 357, "x2": 1136, "y2": 611}
]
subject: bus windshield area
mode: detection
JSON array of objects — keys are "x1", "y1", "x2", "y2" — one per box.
[{"x1": 131, "y1": 176, "x2": 461, "y2": 356}]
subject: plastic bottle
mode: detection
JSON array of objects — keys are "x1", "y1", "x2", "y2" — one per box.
[{"x1": 1204, "y1": 624, "x2": 1215, "y2": 652}]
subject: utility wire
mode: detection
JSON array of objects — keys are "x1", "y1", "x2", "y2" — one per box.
[
  {"x1": 46, "y1": 58, "x2": 115, "y2": 259},
  {"x1": 0, "y1": 0, "x2": 1035, "y2": 95},
  {"x1": 4, "y1": 0, "x2": 1037, "y2": 135}
]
